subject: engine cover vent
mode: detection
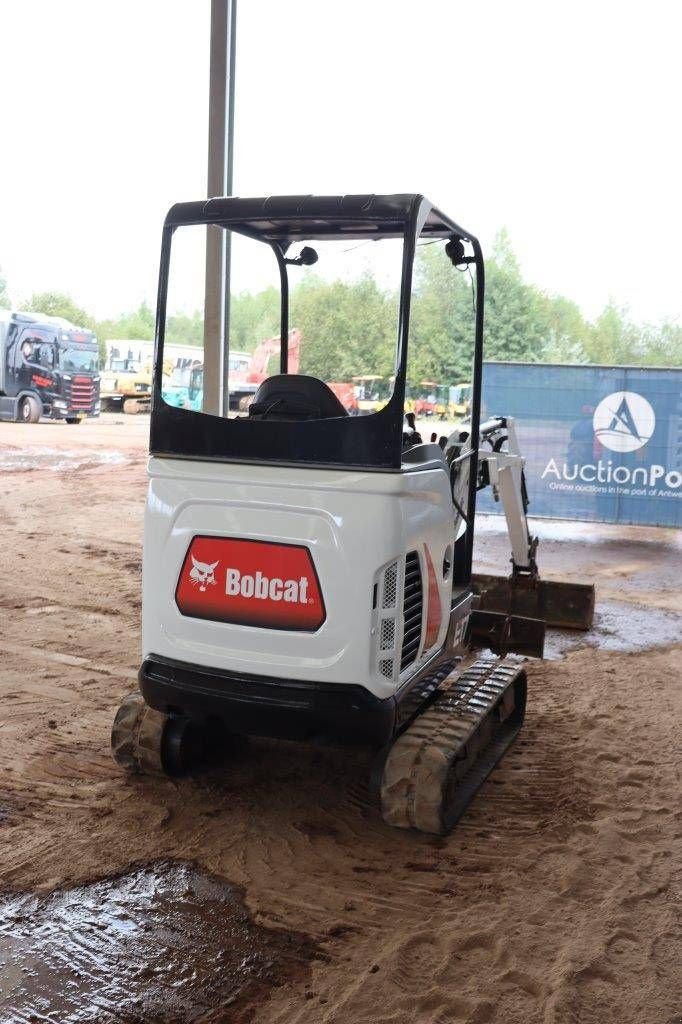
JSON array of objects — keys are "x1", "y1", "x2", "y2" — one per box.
[{"x1": 400, "y1": 551, "x2": 423, "y2": 671}]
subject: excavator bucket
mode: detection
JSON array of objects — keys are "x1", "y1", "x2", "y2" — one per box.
[{"x1": 471, "y1": 573, "x2": 595, "y2": 631}]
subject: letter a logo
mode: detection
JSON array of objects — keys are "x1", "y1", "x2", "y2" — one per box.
[{"x1": 593, "y1": 391, "x2": 655, "y2": 453}]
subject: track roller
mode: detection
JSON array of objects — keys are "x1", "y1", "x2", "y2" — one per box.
[
  {"x1": 111, "y1": 693, "x2": 205, "y2": 776},
  {"x1": 378, "y1": 653, "x2": 527, "y2": 835}
]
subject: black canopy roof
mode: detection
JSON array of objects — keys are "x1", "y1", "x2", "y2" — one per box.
[
  {"x1": 152, "y1": 192, "x2": 484, "y2": 483},
  {"x1": 164, "y1": 193, "x2": 475, "y2": 246}
]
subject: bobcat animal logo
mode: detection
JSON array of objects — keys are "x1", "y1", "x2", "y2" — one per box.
[
  {"x1": 593, "y1": 391, "x2": 655, "y2": 453},
  {"x1": 189, "y1": 556, "x2": 219, "y2": 592}
]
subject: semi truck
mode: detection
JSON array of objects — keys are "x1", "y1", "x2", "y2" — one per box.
[{"x1": 0, "y1": 310, "x2": 100, "y2": 423}]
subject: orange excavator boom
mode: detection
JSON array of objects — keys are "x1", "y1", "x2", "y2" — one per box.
[{"x1": 247, "y1": 329, "x2": 301, "y2": 381}]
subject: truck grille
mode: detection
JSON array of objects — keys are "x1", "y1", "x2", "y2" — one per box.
[
  {"x1": 400, "y1": 551, "x2": 423, "y2": 671},
  {"x1": 69, "y1": 376, "x2": 96, "y2": 410}
]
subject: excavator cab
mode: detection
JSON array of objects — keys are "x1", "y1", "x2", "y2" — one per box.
[{"x1": 112, "y1": 194, "x2": 595, "y2": 834}]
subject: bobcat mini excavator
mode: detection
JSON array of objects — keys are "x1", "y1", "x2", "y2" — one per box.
[{"x1": 111, "y1": 194, "x2": 594, "y2": 835}]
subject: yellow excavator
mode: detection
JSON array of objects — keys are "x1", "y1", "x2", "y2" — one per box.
[
  {"x1": 449, "y1": 382, "x2": 472, "y2": 419},
  {"x1": 100, "y1": 343, "x2": 153, "y2": 414},
  {"x1": 352, "y1": 375, "x2": 391, "y2": 413}
]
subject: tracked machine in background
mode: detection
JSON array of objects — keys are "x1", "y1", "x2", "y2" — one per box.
[
  {"x1": 100, "y1": 340, "x2": 153, "y2": 414},
  {"x1": 111, "y1": 194, "x2": 594, "y2": 834}
]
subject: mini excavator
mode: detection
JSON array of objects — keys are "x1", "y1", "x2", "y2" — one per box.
[{"x1": 111, "y1": 194, "x2": 594, "y2": 834}]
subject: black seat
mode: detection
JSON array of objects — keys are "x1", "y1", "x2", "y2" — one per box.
[{"x1": 248, "y1": 374, "x2": 348, "y2": 421}]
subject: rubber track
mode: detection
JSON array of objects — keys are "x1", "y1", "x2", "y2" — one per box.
[
  {"x1": 380, "y1": 653, "x2": 527, "y2": 835},
  {"x1": 111, "y1": 693, "x2": 167, "y2": 774}
]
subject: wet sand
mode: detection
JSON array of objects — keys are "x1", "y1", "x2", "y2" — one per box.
[
  {"x1": 1, "y1": 861, "x2": 318, "y2": 1023},
  {"x1": 0, "y1": 415, "x2": 680, "y2": 1023}
]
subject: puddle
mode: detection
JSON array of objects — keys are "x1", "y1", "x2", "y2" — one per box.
[
  {"x1": 0, "y1": 448, "x2": 127, "y2": 472},
  {"x1": 475, "y1": 513, "x2": 681, "y2": 549},
  {"x1": 475, "y1": 516, "x2": 681, "y2": 595},
  {"x1": 475, "y1": 516, "x2": 680, "y2": 659},
  {"x1": 0, "y1": 861, "x2": 317, "y2": 1023},
  {"x1": 544, "y1": 600, "x2": 682, "y2": 660}
]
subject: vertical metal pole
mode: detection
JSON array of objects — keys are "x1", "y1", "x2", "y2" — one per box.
[
  {"x1": 274, "y1": 247, "x2": 289, "y2": 373},
  {"x1": 203, "y1": 0, "x2": 237, "y2": 417},
  {"x1": 463, "y1": 243, "x2": 485, "y2": 581},
  {"x1": 222, "y1": 0, "x2": 237, "y2": 410}
]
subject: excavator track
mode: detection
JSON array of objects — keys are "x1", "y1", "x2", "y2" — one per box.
[{"x1": 379, "y1": 653, "x2": 527, "y2": 835}]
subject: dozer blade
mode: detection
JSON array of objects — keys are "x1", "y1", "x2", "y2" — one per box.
[
  {"x1": 472, "y1": 572, "x2": 595, "y2": 631},
  {"x1": 379, "y1": 653, "x2": 527, "y2": 835}
]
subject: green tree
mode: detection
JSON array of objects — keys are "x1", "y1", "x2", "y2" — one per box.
[
  {"x1": 638, "y1": 319, "x2": 682, "y2": 367},
  {"x1": 408, "y1": 243, "x2": 475, "y2": 386},
  {"x1": 8, "y1": 229, "x2": 678, "y2": 381},
  {"x1": 583, "y1": 301, "x2": 641, "y2": 365},
  {"x1": 229, "y1": 288, "x2": 281, "y2": 351},
  {"x1": 24, "y1": 291, "x2": 94, "y2": 329},
  {"x1": 483, "y1": 230, "x2": 549, "y2": 363},
  {"x1": 165, "y1": 310, "x2": 204, "y2": 346},
  {"x1": 538, "y1": 294, "x2": 590, "y2": 363},
  {"x1": 291, "y1": 273, "x2": 397, "y2": 381},
  {"x1": 151, "y1": 289, "x2": 287, "y2": 352},
  {"x1": 25, "y1": 291, "x2": 104, "y2": 359},
  {"x1": 96, "y1": 301, "x2": 155, "y2": 343}
]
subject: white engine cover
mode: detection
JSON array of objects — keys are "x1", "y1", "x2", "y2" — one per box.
[{"x1": 142, "y1": 456, "x2": 456, "y2": 700}]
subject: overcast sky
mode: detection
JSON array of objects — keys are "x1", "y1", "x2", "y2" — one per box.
[{"x1": 1, "y1": 0, "x2": 680, "y2": 324}]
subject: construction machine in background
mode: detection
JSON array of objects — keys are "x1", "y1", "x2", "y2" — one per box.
[
  {"x1": 161, "y1": 363, "x2": 201, "y2": 411},
  {"x1": 326, "y1": 380, "x2": 359, "y2": 414},
  {"x1": 245, "y1": 330, "x2": 358, "y2": 413},
  {"x1": 100, "y1": 340, "x2": 154, "y2": 413},
  {"x1": 163, "y1": 330, "x2": 359, "y2": 415},
  {"x1": 100, "y1": 362, "x2": 152, "y2": 414},
  {"x1": 406, "y1": 381, "x2": 472, "y2": 423},
  {"x1": 352, "y1": 374, "x2": 391, "y2": 413},
  {"x1": 111, "y1": 193, "x2": 594, "y2": 835},
  {"x1": 411, "y1": 381, "x2": 440, "y2": 418},
  {"x1": 234, "y1": 330, "x2": 302, "y2": 410},
  {"x1": 450, "y1": 381, "x2": 472, "y2": 419},
  {"x1": 433, "y1": 384, "x2": 450, "y2": 419},
  {"x1": 102, "y1": 340, "x2": 209, "y2": 413}
]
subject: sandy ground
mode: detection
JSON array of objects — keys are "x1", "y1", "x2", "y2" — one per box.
[{"x1": 0, "y1": 415, "x2": 680, "y2": 1024}]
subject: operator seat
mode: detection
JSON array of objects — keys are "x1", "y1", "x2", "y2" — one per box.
[{"x1": 248, "y1": 374, "x2": 348, "y2": 421}]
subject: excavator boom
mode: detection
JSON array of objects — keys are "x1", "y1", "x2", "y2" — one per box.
[{"x1": 470, "y1": 417, "x2": 595, "y2": 631}]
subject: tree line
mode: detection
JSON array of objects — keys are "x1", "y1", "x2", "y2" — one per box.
[{"x1": 1, "y1": 230, "x2": 679, "y2": 383}]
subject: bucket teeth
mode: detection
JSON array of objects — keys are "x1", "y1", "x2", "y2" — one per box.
[{"x1": 379, "y1": 653, "x2": 527, "y2": 835}]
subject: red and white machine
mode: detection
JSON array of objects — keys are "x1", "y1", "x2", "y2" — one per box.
[{"x1": 112, "y1": 194, "x2": 594, "y2": 834}]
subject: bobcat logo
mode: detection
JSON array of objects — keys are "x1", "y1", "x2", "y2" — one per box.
[{"x1": 189, "y1": 556, "x2": 219, "y2": 591}]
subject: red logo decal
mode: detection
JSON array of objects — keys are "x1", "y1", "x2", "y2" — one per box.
[
  {"x1": 423, "y1": 546, "x2": 442, "y2": 648},
  {"x1": 175, "y1": 536, "x2": 326, "y2": 631}
]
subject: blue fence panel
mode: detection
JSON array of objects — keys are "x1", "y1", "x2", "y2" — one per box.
[{"x1": 479, "y1": 362, "x2": 682, "y2": 528}]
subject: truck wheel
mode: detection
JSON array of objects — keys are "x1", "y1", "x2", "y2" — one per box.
[
  {"x1": 19, "y1": 395, "x2": 41, "y2": 424},
  {"x1": 65, "y1": 417, "x2": 82, "y2": 425}
]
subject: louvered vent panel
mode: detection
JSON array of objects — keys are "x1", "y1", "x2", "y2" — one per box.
[
  {"x1": 379, "y1": 618, "x2": 395, "y2": 651},
  {"x1": 382, "y1": 563, "x2": 398, "y2": 608},
  {"x1": 400, "y1": 551, "x2": 423, "y2": 671}
]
